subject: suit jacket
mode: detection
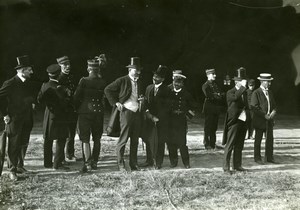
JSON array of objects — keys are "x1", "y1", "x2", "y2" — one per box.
[
  {"x1": 74, "y1": 76, "x2": 106, "y2": 114},
  {"x1": 250, "y1": 87, "x2": 276, "y2": 129},
  {"x1": 104, "y1": 75, "x2": 143, "y2": 106},
  {"x1": 0, "y1": 75, "x2": 35, "y2": 117},
  {"x1": 202, "y1": 80, "x2": 225, "y2": 114},
  {"x1": 37, "y1": 80, "x2": 68, "y2": 140},
  {"x1": 222, "y1": 86, "x2": 248, "y2": 145}
]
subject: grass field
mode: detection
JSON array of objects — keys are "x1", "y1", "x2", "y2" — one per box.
[{"x1": 0, "y1": 113, "x2": 300, "y2": 210}]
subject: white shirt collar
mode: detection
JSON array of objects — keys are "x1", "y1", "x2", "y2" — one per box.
[
  {"x1": 17, "y1": 73, "x2": 26, "y2": 82},
  {"x1": 260, "y1": 85, "x2": 268, "y2": 91},
  {"x1": 50, "y1": 78, "x2": 59, "y2": 83},
  {"x1": 154, "y1": 83, "x2": 162, "y2": 88},
  {"x1": 235, "y1": 85, "x2": 240, "y2": 90},
  {"x1": 174, "y1": 88, "x2": 182, "y2": 93},
  {"x1": 129, "y1": 74, "x2": 138, "y2": 82}
]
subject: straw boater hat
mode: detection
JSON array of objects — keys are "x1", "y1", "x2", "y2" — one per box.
[
  {"x1": 257, "y1": 73, "x2": 273, "y2": 81},
  {"x1": 56, "y1": 56, "x2": 70, "y2": 65},
  {"x1": 15, "y1": 55, "x2": 33, "y2": 70},
  {"x1": 233, "y1": 67, "x2": 247, "y2": 81},
  {"x1": 172, "y1": 70, "x2": 186, "y2": 79},
  {"x1": 153, "y1": 65, "x2": 167, "y2": 78},
  {"x1": 126, "y1": 57, "x2": 143, "y2": 70},
  {"x1": 205, "y1": 68, "x2": 216, "y2": 75}
]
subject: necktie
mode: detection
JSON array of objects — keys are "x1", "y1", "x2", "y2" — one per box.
[
  {"x1": 265, "y1": 90, "x2": 270, "y2": 114},
  {"x1": 154, "y1": 87, "x2": 158, "y2": 96}
]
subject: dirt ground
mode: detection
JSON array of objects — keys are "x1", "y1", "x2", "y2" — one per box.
[{"x1": 2, "y1": 112, "x2": 299, "y2": 176}]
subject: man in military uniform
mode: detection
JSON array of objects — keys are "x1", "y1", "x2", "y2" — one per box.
[
  {"x1": 143, "y1": 65, "x2": 170, "y2": 169},
  {"x1": 167, "y1": 70, "x2": 196, "y2": 169},
  {"x1": 37, "y1": 64, "x2": 69, "y2": 170},
  {"x1": 202, "y1": 69, "x2": 225, "y2": 150},
  {"x1": 57, "y1": 56, "x2": 78, "y2": 162},
  {"x1": 0, "y1": 55, "x2": 35, "y2": 180},
  {"x1": 74, "y1": 59, "x2": 106, "y2": 172},
  {"x1": 104, "y1": 57, "x2": 144, "y2": 172},
  {"x1": 246, "y1": 79, "x2": 255, "y2": 139}
]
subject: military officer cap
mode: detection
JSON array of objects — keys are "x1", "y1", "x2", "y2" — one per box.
[
  {"x1": 56, "y1": 56, "x2": 70, "y2": 65},
  {"x1": 46, "y1": 64, "x2": 61, "y2": 76},
  {"x1": 87, "y1": 59, "x2": 99, "y2": 69},
  {"x1": 205, "y1": 69, "x2": 215, "y2": 75},
  {"x1": 173, "y1": 70, "x2": 186, "y2": 79}
]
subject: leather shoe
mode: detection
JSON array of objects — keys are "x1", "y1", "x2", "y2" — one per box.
[
  {"x1": 9, "y1": 172, "x2": 18, "y2": 181},
  {"x1": 130, "y1": 165, "x2": 140, "y2": 171},
  {"x1": 16, "y1": 167, "x2": 27, "y2": 174},
  {"x1": 223, "y1": 169, "x2": 233, "y2": 175},
  {"x1": 255, "y1": 160, "x2": 264, "y2": 165},
  {"x1": 234, "y1": 167, "x2": 247, "y2": 172},
  {"x1": 184, "y1": 164, "x2": 191, "y2": 169},
  {"x1": 266, "y1": 159, "x2": 278, "y2": 164},
  {"x1": 139, "y1": 161, "x2": 153, "y2": 167}
]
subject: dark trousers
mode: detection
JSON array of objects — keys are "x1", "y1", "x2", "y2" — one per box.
[
  {"x1": 168, "y1": 143, "x2": 190, "y2": 166},
  {"x1": 65, "y1": 113, "x2": 77, "y2": 158},
  {"x1": 254, "y1": 121, "x2": 274, "y2": 161},
  {"x1": 77, "y1": 113, "x2": 103, "y2": 163},
  {"x1": 44, "y1": 138, "x2": 66, "y2": 168},
  {"x1": 223, "y1": 120, "x2": 247, "y2": 170},
  {"x1": 7, "y1": 113, "x2": 33, "y2": 171},
  {"x1": 247, "y1": 113, "x2": 254, "y2": 138},
  {"x1": 203, "y1": 113, "x2": 219, "y2": 148},
  {"x1": 117, "y1": 109, "x2": 141, "y2": 167},
  {"x1": 156, "y1": 122, "x2": 167, "y2": 166}
]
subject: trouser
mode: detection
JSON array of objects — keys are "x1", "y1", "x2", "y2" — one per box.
[
  {"x1": 44, "y1": 138, "x2": 66, "y2": 168},
  {"x1": 223, "y1": 120, "x2": 247, "y2": 170},
  {"x1": 247, "y1": 114, "x2": 253, "y2": 138},
  {"x1": 65, "y1": 113, "x2": 77, "y2": 158},
  {"x1": 167, "y1": 143, "x2": 190, "y2": 166},
  {"x1": 6, "y1": 113, "x2": 33, "y2": 172},
  {"x1": 117, "y1": 109, "x2": 141, "y2": 167},
  {"x1": 254, "y1": 121, "x2": 274, "y2": 161},
  {"x1": 203, "y1": 113, "x2": 219, "y2": 148}
]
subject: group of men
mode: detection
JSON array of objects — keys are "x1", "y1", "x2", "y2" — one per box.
[
  {"x1": 0, "y1": 54, "x2": 277, "y2": 180},
  {"x1": 202, "y1": 67, "x2": 277, "y2": 173}
]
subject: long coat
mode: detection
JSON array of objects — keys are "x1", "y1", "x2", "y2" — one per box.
[
  {"x1": 37, "y1": 80, "x2": 69, "y2": 140},
  {"x1": 222, "y1": 86, "x2": 248, "y2": 145},
  {"x1": 250, "y1": 87, "x2": 276, "y2": 129}
]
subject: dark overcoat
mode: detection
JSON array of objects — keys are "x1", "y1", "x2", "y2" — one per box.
[
  {"x1": 37, "y1": 80, "x2": 68, "y2": 140},
  {"x1": 202, "y1": 80, "x2": 225, "y2": 114}
]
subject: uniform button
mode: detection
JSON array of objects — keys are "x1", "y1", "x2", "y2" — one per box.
[
  {"x1": 92, "y1": 99, "x2": 95, "y2": 101},
  {"x1": 94, "y1": 110, "x2": 96, "y2": 112},
  {"x1": 93, "y1": 105, "x2": 95, "y2": 106}
]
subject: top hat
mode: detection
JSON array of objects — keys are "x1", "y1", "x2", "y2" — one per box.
[
  {"x1": 257, "y1": 73, "x2": 273, "y2": 81},
  {"x1": 233, "y1": 67, "x2": 247, "y2": 81},
  {"x1": 206, "y1": 68, "x2": 216, "y2": 75},
  {"x1": 56, "y1": 56, "x2": 70, "y2": 65},
  {"x1": 126, "y1": 57, "x2": 143, "y2": 70},
  {"x1": 46, "y1": 64, "x2": 61, "y2": 76},
  {"x1": 248, "y1": 79, "x2": 255, "y2": 86},
  {"x1": 153, "y1": 65, "x2": 167, "y2": 78},
  {"x1": 172, "y1": 70, "x2": 186, "y2": 79},
  {"x1": 87, "y1": 59, "x2": 99, "y2": 69},
  {"x1": 15, "y1": 55, "x2": 32, "y2": 70}
]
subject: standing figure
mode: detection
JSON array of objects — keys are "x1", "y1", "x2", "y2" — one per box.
[
  {"x1": 0, "y1": 55, "x2": 35, "y2": 180},
  {"x1": 74, "y1": 59, "x2": 106, "y2": 172},
  {"x1": 246, "y1": 79, "x2": 255, "y2": 139},
  {"x1": 202, "y1": 69, "x2": 225, "y2": 150},
  {"x1": 251, "y1": 73, "x2": 277, "y2": 164},
  {"x1": 104, "y1": 57, "x2": 144, "y2": 171},
  {"x1": 143, "y1": 65, "x2": 170, "y2": 169},
  {"x1": 222, "y1": 67, "x2": 249, "y2": 173},
  {"x1": 37, "y1": 64, "x2": 69, "y2": 170},
  {"x1": 57, "y1": 56, "x2": 78, "y2": 162},
  {"x1": 167, "y1": 70, "x2": 196, "y2": 169}
]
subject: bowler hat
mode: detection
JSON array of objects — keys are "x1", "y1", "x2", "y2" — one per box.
[
  {"x1": 126, "y1": 57, "x2": 143, "y2": 70},
  {"x1": 15, "y1": 55, "x2": 32, "y2": 70},
  {"x1": 257, "y1": 73, "x2": 273, "y2": 81},
  {"x1": 173, "y1": 70, "x2": 186, "y2": 79},
  {"x1": 87, "y1": 59, "x2": 99, "y2": 69},
  {"x1": 205, "y1": 69, "x2": 216, "y2": 75},
  {"x1": 56, "y1": 56, "x2": 70, "y2": 65},
  {"x1": 46, "y1": 64, "x2": 60, "y2": 76},
  {"x1": 233, "y1": 67, "x2": 247, "y2": 81},
  {"x1": 153, "y1": 65, "x2": 167, "y2": 78}
]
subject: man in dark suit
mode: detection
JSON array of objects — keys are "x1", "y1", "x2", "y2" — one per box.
[
  {"x1": 57, "y1": 56, "x2": 78, "y2": 162},
  {"x1": 74, "y1": 59, "x2": 106, "y2": 173},
  {"x1": 0, "y1": 55, "x2": 35, "y2": 180},
  {"x1": 37, "y1": 64, "x2": 69, "y2": 170},
  {"x1": 143, "y1": 65, "x2": 170, "y2": 169},
  {"x1": 104, "y1": 57, "x2": 144, "y2": 171},
  {"x1": 222, "y1": 67, "x2": 249, "y2": 173},
  {"x1": 202, "y1": 69, "x2": 225, "y2": 150},
  {"x1": 251, "y1": 73, "x2": 277, "y2": 164},
  {"x1": 246, "y1": 79, "x2": 255, "y2": 139}
]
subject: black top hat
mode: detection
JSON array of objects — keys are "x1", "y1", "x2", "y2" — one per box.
[
  {"x1": 46, "y1": 64, "x2": 61, "y2": 76},
  {"x1": 233, "y1": 67, "x2": 247, "y2": 81},
  {"x1": 153, "y1": 65, "x2": 167, "y2": 78},
  {"x1": 126, "y1": 57, "x2": 143, "y2": 70},
  {"x1": 15, "y1": 55, "x2": 32, "y2": 70}
]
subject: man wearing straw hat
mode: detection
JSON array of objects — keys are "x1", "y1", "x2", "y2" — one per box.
[{"x1": 251, "y1": 73, "x2": 277, "y2": 164}]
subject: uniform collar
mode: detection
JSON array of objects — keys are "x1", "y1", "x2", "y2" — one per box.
[{"x1": 17, "y1": 73, "x2": 26, "y2": 82}]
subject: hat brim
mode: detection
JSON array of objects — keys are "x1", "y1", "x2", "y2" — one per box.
[
  {"x1": 257, "y1": 77, "x2": 273, "y2": 81},
  {"x1": 173, "y1": 74, "x2": 186, "y2": 79},
  {"x1": 232, "y1": 76, "x2": 247, "y2": 81},
  {"x1": 15, "y1": 65, "x2": 33, "y2": 70}
]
